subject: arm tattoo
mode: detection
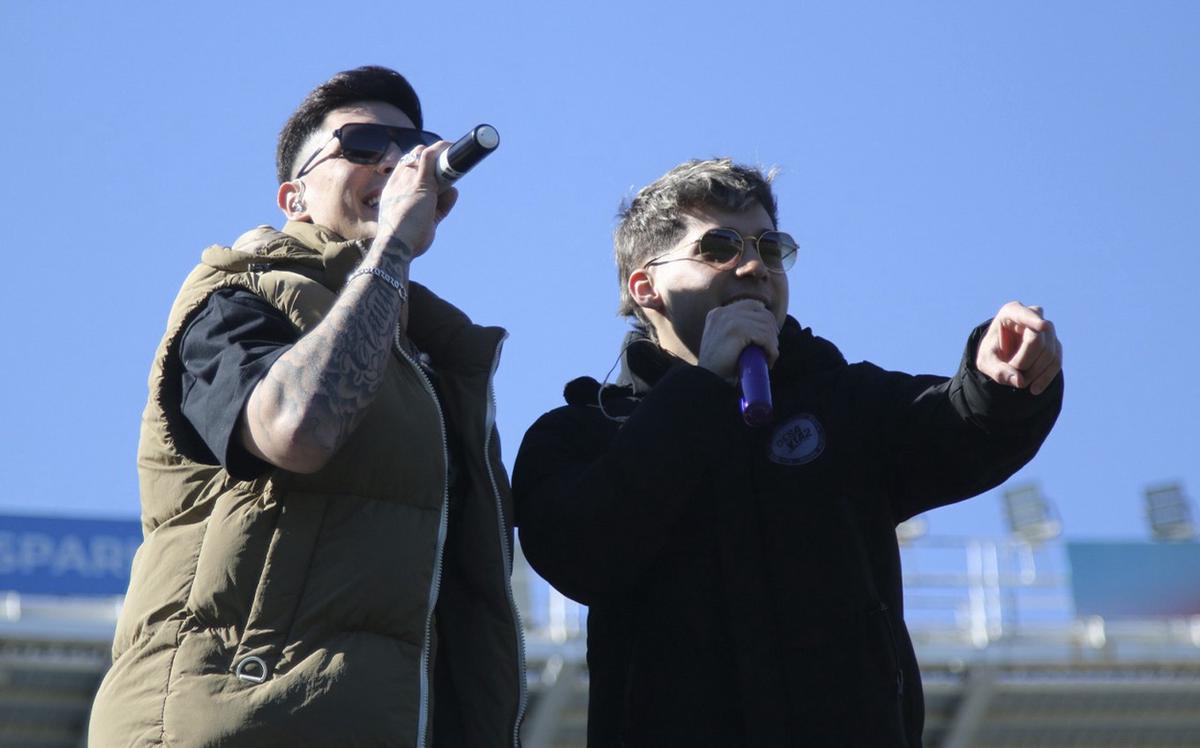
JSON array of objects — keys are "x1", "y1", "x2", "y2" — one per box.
[{"x1": 253, "y1": 253, "x2": 410, "y2": 461}]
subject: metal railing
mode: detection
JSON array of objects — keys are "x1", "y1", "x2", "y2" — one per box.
[{"x1": 514, "y1": 536, "x2": 1200, "y2": 665}]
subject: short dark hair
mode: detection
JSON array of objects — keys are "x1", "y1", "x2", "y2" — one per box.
[
  {"x1": 276, "y1": 65, "x2": 423, "y2": 184},
  {"x1": 614, "y1": 158, "x2": 779, "y2": 320}
]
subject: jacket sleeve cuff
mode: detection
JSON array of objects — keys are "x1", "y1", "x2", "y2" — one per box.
[{"x1": 957, "y1": 320, "x2": 1064, "y2": 424}]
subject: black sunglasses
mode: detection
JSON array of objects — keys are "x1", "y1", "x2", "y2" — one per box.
[
  {"x1": 294, "y1": 122, "x2": 442, "y2": 179},
  {"x1": 644, "y1": 227, "x2": 798, "y2": 273}
]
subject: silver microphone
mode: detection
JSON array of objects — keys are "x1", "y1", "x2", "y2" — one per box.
[{"x1": 436, "y1": 124, "x2": 500, "y2": 188}]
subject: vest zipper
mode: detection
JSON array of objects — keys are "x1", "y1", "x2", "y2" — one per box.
[
  {"x1": 395, "y1": 327, "x2": 450, "y2": 748},
  {"x1": 482, "y1": 334, "x2": 529, "y2": 746}
]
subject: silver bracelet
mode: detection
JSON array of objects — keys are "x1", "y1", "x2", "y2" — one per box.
[{"x1": 349, "y1": 266, "x2": 408, "y2": 304}]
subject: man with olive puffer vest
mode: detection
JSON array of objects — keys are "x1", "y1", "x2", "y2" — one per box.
[{"x1": 89, "y1": 66, "x2": 525, "y2": 747}]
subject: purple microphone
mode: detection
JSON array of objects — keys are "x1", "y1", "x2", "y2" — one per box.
[{"x1": 738, "y1": 346, "x2": 773, "y2": 426}]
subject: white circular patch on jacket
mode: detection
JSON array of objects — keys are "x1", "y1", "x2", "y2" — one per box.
[{"x1": 768, "y1": 414, "x2": 826, "y2": 465}]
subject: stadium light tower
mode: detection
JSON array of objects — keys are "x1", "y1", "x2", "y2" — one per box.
[
  {"x1": 1001, "y1": 482, "x2": 1061, "y2": 546},
  {"x1": 1144, "y1": 482, "x2": 1196, "y2": 542}
]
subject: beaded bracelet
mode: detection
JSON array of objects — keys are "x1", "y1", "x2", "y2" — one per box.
[{"x1": 349, "y1": 266, "x2": 408, "y2": 304}]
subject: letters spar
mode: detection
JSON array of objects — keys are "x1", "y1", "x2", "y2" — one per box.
[{"x1": 0, "y1": 531, "x2": 139, "y2": 579}]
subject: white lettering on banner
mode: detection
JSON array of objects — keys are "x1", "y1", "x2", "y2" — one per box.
[
  {"x1": 0, "y1": 532, "x2": 21, "y2": 573},
  {"x1": 91, "y1": 536, "x2": 129, "y2": 576},
  {"x1": 24, "y1": 533, "x2": 54, "y2": 573},
  {"x1": 0, "y1": 531, "x2": 139, "y2": 577},
  {"x1": 54, "y1": 536, "x2": 89, "y2": 576}
]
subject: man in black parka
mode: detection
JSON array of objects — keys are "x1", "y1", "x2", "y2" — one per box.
[{"x1": 513, "y1": 158, "x2": 1063, "y2": 747}]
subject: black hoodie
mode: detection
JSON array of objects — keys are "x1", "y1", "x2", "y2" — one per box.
[{"x1": 514, "y1": 317, "x2": 1062, "y2": 747}]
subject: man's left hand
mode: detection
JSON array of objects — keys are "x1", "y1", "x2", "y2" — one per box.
[{"x1": 975, "y1": 301, "x2": 1062, "y2": 396}]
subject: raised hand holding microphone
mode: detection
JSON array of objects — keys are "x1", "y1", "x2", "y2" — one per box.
[
  {"x1": 697, "y1": 299, "x2": 780, "y2": 422},
  {"x1": 376, "y1": 141, "x2": 459, "y2": 260},
  {"x1": 379, "y1": 124, "x2": 500, "y2": 257}
]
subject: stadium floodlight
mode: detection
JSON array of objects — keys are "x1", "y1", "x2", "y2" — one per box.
[
  {"x1": 1144, "y1": 483, "x2": 1195, "y2": 542},
  {"x1": 1001, "y1": 482, "x2": 1061, "y2": 545}
]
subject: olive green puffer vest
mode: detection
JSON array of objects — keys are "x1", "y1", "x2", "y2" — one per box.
[{"x1": 89, "y1": 223, "x2": 525, "y2": 747}]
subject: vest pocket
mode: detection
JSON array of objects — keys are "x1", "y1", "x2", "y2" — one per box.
[{"x1": 228, "y1": 490, "x2": 328, "y2": 681}]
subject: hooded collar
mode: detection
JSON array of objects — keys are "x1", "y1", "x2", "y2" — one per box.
[
  {"x1": 615, "y1": 316, "x2": 847, "y2": 394},
  {"x1": 201, "y1": 221, "x2": 368, "y2": 294},
  {"x1": 204, "y1": 222, "x2": 505, "y2": 374},
  {"x1": 613, "y1": 325, "x2": 682, "y2": 394}
]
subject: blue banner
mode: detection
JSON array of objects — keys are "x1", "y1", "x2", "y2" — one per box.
[
  {"x1": 1067, "y1": 541, "x2": 1200, "y2": 618},
  {"x1": 0, "y1": 514, "x2": 142, "y2": 596}
]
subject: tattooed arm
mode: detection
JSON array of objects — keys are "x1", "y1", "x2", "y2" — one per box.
[{"x1": 239, "y1": 142, "x2": 458, "y2": 474}]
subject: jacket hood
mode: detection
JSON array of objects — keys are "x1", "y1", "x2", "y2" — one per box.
[
  {"x1": 200, "y1": 222, "x2": 506, "y2": 373},
  {"x1": 773, "y1": 316, "x2": 848, "y2": 379},
  {"x1": 563, "y1": 317, "x2": 846, "y2": 410},
  {"x1": 199, "y1": 222, "x2": 367, "y2": 292},
  {"x1": 614, "y1": 316, "x2": 846, "y2": 392}
]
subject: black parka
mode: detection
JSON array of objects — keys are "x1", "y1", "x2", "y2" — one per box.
[{"x1": 513, "y1": 317, "x2": 1063, "y2": 747}]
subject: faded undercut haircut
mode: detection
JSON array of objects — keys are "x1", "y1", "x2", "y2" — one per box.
[
  {"x1": 614, "y1": 158, "x2": 779, "y2": 322},
  {"x1": 275, "y1": 65, "x2": 424, "y2": 184}
]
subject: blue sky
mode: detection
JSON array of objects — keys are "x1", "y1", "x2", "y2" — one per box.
[{"x1": 1, "y1": 1, "x2": 1196, "y2": 542}]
